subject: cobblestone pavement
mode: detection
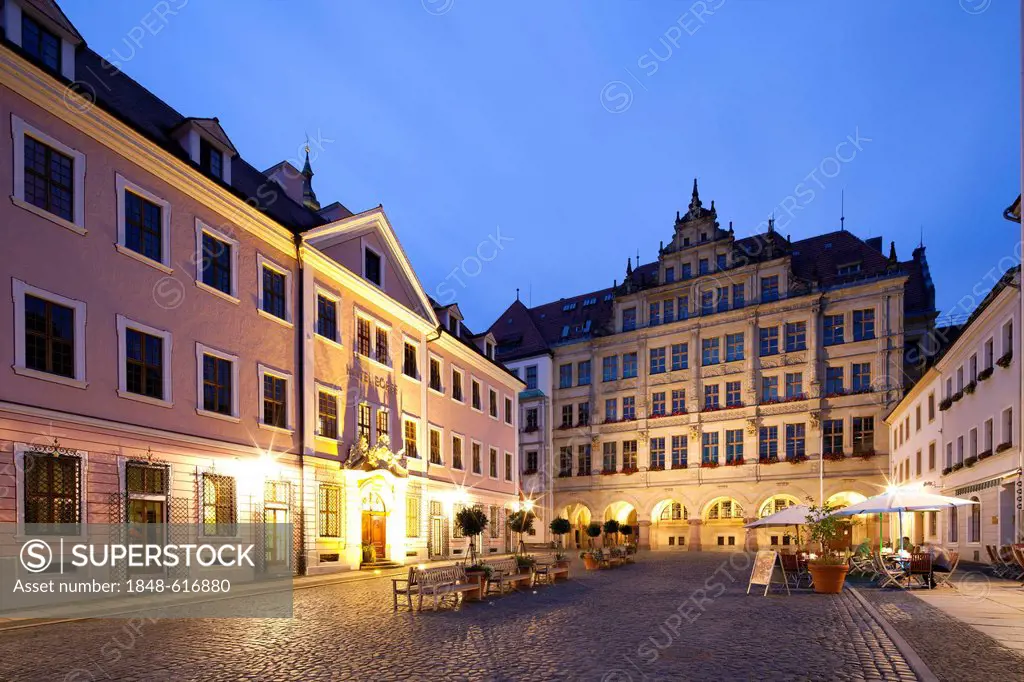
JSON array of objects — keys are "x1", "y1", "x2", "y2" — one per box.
[
  {"x1": 0, "y1": 553, "x2": 920, "y2": 682},
  {"x1": 858, "y1": 580, "x2": 1024, "y2": 682}
]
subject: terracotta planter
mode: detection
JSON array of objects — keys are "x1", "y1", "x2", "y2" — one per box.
[
  {"x1": 583, "y1": 555, "x2": 600, "y2": 571},
  {"x1": 808, "y1": 562, "x2": 849, "y2": 594},
  {"x1": 463, "y1": 571, "x2": 486, "y2": 601}
]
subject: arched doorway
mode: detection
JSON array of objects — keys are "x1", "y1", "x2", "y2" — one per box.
[
  {"x1": 652, "y1": 499, "x2": 688, "y2": 550},
  {"x1": 756, "y1": 494, "x2": 802, "y2": 549},
  {"x1": 361, "y1": 491, "x2": 387, "y2": 561},
  {"x1": 826, "y1": 491, "x2": 870, "y2": 549},
  {"x1": 563, "y1": 502, "x2": 592, "y2": 549},
  {"x1": 603, "y1": 501, "x2": 638, "y2": 547},
  {"x1": 702, "y1": 497, "x2": 745, "y2": 550}
]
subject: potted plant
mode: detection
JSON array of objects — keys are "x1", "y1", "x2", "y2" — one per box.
[
  {"x1": 507, "y1": 509, "x2": 535, "y2": 554},
  {"x1": 455, "y1": 506, "x2": 489, "y2": 566},
  {"x1": 514, "y1": 554, "x2": 536, "y2": 586},
  {"x1": 619, "y1": 524, "x2": 634, "y2": 549},
  {"x1": 549, "y1": 517, "x2": 571, "y2": 549},
  {"x1": 804, "y1": 501, "x2": 849, "y2": 594},
  {"x1": 579, "y1": 548, "x2": 603, "y2": 570},
  {"x1": 553, "y1": 551, "x2": 570, "y2": 570},
  {"x1": 462, "y1": 563, "x2": 492, "y2": 600},
  {"x1": 361, "y1": 542, "x2": 376, "y2": 564},
  {"x1": 585, "y1": 522, "x2": 602, "y2": 549},
  {"x1": 602, "y1": 519, "x2": 621, "y2": 546}
]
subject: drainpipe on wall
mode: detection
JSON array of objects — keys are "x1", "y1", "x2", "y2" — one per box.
[
  {"x1": 295, "y1": 234, "x2": 309, "y2": 575},
  {"x1": 1018, "y1": 0, "x2": 1023, "y2": 543}
]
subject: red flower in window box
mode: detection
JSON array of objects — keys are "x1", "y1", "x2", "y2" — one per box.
[
  {"x1": 997, "y1": 351, "x2": 1013, "y2": 368},
  {"x1": 822, "y1": 452, "x2": 845, "y2": 462},
  {"x1": 851, "y1": 449, "x2": 876, "y2": 459},
  {"x1": 670, "y1": 462, "x2": 688, "y2": 470},
  {"x1": 724, "y1": 457, "x2": 744, "y2": 466},
  {"x1": 649, "y1": 412, "x2": 667, "y2": 420},
  {"x1": 726, "y1": 402, "x2": 744, "y2": 409},
  {"x1": 670, "y1": 409, "x2": 688, "y2": 416},
  {"x1": 760, "y1": 398, "x2": 781, "y2": 406},
  {"x1": 758, "y1": 456, "x2": 779, "y2": 465},
  {"x1": 700, "y1": 461, "x2": 719, "y2": 469},
  {"x1": 600, "y1": 468, "x2": 617, "y2": 475},
  {"x1": 621, "y1": 466, "x2": 639, "y2": 475},
  {"x1": 788, "y1": 454, "x2": 809, "y2": 464},
  {"x1": 702, "y1": 405, "x2": 723, "y2": 413},
  {"x1": 824, "y1": 391, "x2": 847, "y2": 399},
  {"x1": 784, "y1": 393, "x2": 808, "y2": 403},
  {"x1": 648, "y1": 464, "x2": 666, "y2": 472}
]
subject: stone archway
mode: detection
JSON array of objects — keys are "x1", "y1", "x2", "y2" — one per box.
[
  {"x1": 562, "y1": 502, "x2": 593, "y2": 549},
  {"x1": 753, "y1": 493, "x2": 803, "y2": 550},
  {"x1": 602, "y1": 501, "x2": 638, "y2": 547},
  {"x1": 700, "y1": 496, "x2": 746, "y2": 551},
  {"x1": 826, "y1": 490, "x2": 872, "y2": 549},
  {"x1": 651, "y1": 499, "x2": 689, "y2": 551}
]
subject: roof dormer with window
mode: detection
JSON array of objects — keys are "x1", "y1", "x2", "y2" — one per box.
[
  {"x1": 3, "y1": 0, "x2": 82, "y2": 80},
  {"x1": 171, "y1": 118, "x2": 237, "y2": 185}
]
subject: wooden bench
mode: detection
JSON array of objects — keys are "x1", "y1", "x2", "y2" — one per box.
[
  {"x1": 483, "y1": 557, "x2": 533, "y2": 594},
  {"x1": 393, "y1": 564, "x2": 479, "y2": 611},
  {"x1": 391, "y1": 567, "x2": 420, "y2": 611},
  {"x1": 533, "y1": 555, "x2": 570, "y2": 584}
]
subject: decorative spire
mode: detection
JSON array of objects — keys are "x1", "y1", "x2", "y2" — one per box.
[
  {"x1": 516, "y1": 287, "x2": 520, "y2": 302},
  {"x1": 626, "y1": 257, "x2": 633, "y2": 277},
  {"x1": 301, "y1": 143, "x2": 320, "y2": 211},
  {"x1": 888, "y1": 241, "x2": 898, "y2": 265},
  {"x1": 768, "y1": 214, "x2": 775, "y2": 233},
  {"x1": 688, "y1": 178, "x2": 702, "y2": 214}
]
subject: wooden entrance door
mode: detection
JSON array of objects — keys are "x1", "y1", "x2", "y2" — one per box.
[{"x1": 362, "y1": 512, "x2": 386, "y2": 560}]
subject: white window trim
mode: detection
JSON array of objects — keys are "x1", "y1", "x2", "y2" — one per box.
[
  {"x1": 354, "y1": 309, "x2": 392, "y2": 369},
  {"x1": 470, "y1": 377, "x2": 483, "y2": 413},
  {"x1": 317, "y1": 482, "x2": 343, "y2": 539},
  {"x1": 470, "y1": 439, "x2": 483, "y2": 475},
  {"x1": 450, "y1": 431, "x2": 465, "y2": 470},
  {"x1": 14, "y1": 443, "x2": 88, "y2": 539},
  {"x1": 257, "y1": 253, "x2": 293, "y2": 327},
  {"x1": 427, "y1": 353, "x2": 445, "y2": 396},
  {"x1": 258, "y1": 363, "x2": 295, "y2": 433},
  {"x1": 488, "y1": 387, "x2": 500, "y2": 421},
  {"x1": 503, "y1": 394, "x2": 514, "y2": 426},
  {"x1": 314, "y1": 284, "x2": 343, "y2": 348},
  {"x1": 194, "y1": 219, "x2": 240, "y2": 304},
  {"x1": 314, "y1": 381, "x2": 343, "y2": 440},
  {"x1": 116, "y1": 314, "x2": 174, "y2": 408},
  {"x1": 450, "y1": 366, "x2": 465, "y2": 404},
  {"x1": 12, "y1": 279, "x2": 88, "y2": 388},
  {"x1": 504, "y1": 450, "x2": 514, "y2": 482},
  {"x1": 361, "y1": 238, "x2": 386, "y2": 290},
  {"x1": 400, "y1": 335, "x2": 421, "y2": 382},
  {"x1": 195, "y1": 342, "x2": 240, "y2": 422},
  {"x1": 488, "y1": 446, "x2": 500, "y2": 480},
  {"x1": 115, "y1": 173, "x2": 172, "y2": 272},
  {"x1": 428, "y1": 424, "x2": 444, "y2": 467},
  {"x1": 401, "y1": 414, "x2": 420, "y2": 459},
  {"x1": 11, "y1": 114, "x2": 87, "y2": 234},
  {"x1": 376, "y1": 406, "x2": 391, "y2": 443}
]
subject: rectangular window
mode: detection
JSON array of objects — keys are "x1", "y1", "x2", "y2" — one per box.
[
  {"x1": 785, "y1": 372, "x2": 804, "y2": 399},
  {"x1": 24, "y1": 135, "x2": 73, "y2": 222},
  {"x1": 525, "y1": 365, "x2": 538, "y2": 390},
  {"x1": 561, "y1": 405, "x2": 573, "y2": 428},
  {"x1": 823, "y1": 419, "x2": 843, "y2": 453},
  {"x1": 451, "y1": 368, "x2": 464, "y2": 402},
  {"x1": 785, "y1": 424, "x2": 805, "y2": 460},
  {"x1": 717, "y1": 287, "x2": 729, "y2": 313},
  {"x1": 403, "y1": 343, "x2": 418, "y2": 379},
  {"x1": 851, "y1": 363, "x2": 872, "y2": 393},
  {"x1": 622, "y1": 307, "x2": 637, "y2": 332},
  {"x1": 757, "y1": 427, "x2": 777, "y2": 462},
  {"x1": 356, "y1": 319, "x2": 372, "y2": 357},
  {"x1": 200, "y1": 353, "x2": 233, "y2": 416},
  {"x1": 24, "y1": 452, "x2": 81, "y2": 532},
  {"x1": 825, "y1": 366, "x2": 844, "y2": 395},
  {"x1": 761, "y1": 376, "x2": 779, "y2": 402},
  {"x1": 375, "y1": 328, "x2": 389, "y2": 366},
  {"x1": 505, "y1": 397, "x2": 514, "y2": 425},
  {"x1": 202, "y1": 473, "x2": 236, "y2": 537},
  {"x1": 824, "y1": 314, "x2": 845, "y2": 346},
  {"x1": 928, "y1": 442, "x2": 936, "y2": 470},
  {"x1": 852, "y1": 417, "x2": 874, "y2": 454},
  {"x1": 505, "y1": 452, "x2": 513, "y2": 481},
  {"x1": 577, "y1": 444, "x2": 592, "y2": 476},
  {"x1": 602, "y1": 356, "x2": 618, "y2": 382},
  {"x1": 578, "y1": 360, "x2": 591, "y2": 386},
  {"x1": 429, "y1": 358, "x2": 443, "y2": 393},
  {"x1": 404, "y1": 420, "x2": 418, "y2": 459},
  {"x1": 261, "y1": 266, "x2": 287, "y2": 320},
  {"x1": 262, "y1": 374, "x2": 287, "y2": 429},
  {"x1": 316, "y1": 294, "x2": 337, "y2": 342},
  {"x1": 985, "y1": 338, "x2": 995, "y2": 369},
  {"x1": 578, "y1": 401, "x2": 590, "y2": 426},
  {"x1": 200, "y1": 232, "x2": 233, "y2": 296},
  {"x1": 704, "y1": 384, "x2": 719, "y2": 410},
  {"x1": 319, "y1": 485, "x2": 341, "y2": 538},
  {"x1": 784, "y1": 321, "x2": 807, "y2": 352},
  {"x1": 429, "y1": 428, "x2": 442, "y2": 465},
  {"x1": 622, "y1": 396, "x2": 636, "y2": 420},
  {"x1": 702, "y1": 432, "x2": 719, "y2": 464},
  {"x1": 727, "y1": 429, "x2": 745, "y2": 463},
  {"x1": 759, "y1": 327, "x2": 779, "y2": 357},
  {"x1": 928, "y1": 393, "x2": 935, "y2": 421},
  {"x1": 671, "y1": 389, "x2": 686, "y2": 414},
  {"x1": 699, "y1": 258, "x2": 709, "y2": 275},
  {"x1": 650, "y1": 437, "x2": 666, "y2": 469},
  {"x1": 671, "y1": 343, "x2": 688, "y2": 371},
  {"x1": 681, "y1": 263, "x2": 692, "y2": 280},
  {"x1": 21, "y1": 14, "x2": 61, "y2": 73},
  {"x1": 406, "y1": 495, "x2": 421, "y2": 538},
  {"x1": 472, "y1": 443, "x2": 482, "y2": 474},
  {"x1": 358, "y1": 403, "x2": 372, "y2": 443},
  {"x1": 199, "y1": 139, "x2": 223, "y2": 179},
  {"x1": 124, "y1": 191, "x2": 163, "y2": 263},
  {"x1": 678, "y1": 296, "x2": 689, "y2": 320},
  {"x1": 760, "y1": 275, "x2": 779, "y2": 302},
  {"x1": 726, "y1": 333, "x2": 744, "y2": 362},
  {"x1": 853, "y1": 309, "x2": 875, "y2": 341},
  {"x1": 700, "y1": 290, "x2": 714, "y2": 316},
  {"x1": 602, "y1": 442, "x2": 617, "y2": 472},
  {"x1": 702, "y1": 337, "x2": 720, "y2": 366},
  {"x1": 732, "y1": 283, "x2": 745, "y2": 309},
  {"x1": 623, "y1": 352, "x2": 638, "y2": 378},
  {"x1": 24, "y1": 294, "x2": 75, "y2": 379},
  {"x1": 651, "y1": 392, "x2": 666, "y2": 417},
  {"x1": 650, "y1": 347, "x2": 666, "y2": 374},
  {"x1": 489, "y1": 389, "x2": 498, "y2": 418},
  {"x1": 364, "y1": 248, "x2": 382, "y2": 286},
  {"x1": 558, "y1": 447, "x2": 573, "y2": 476},
  {"x1": 665, "y1": 267, "x2": 675, "y2": 283},
  {"x1": 605, "y1": 398, "x2": 617, "y2": 422},
  {"x1": 984, "y1": 418, "x2": 993, "y2": 452},
  {"x1": 671, "y1": 436, "x2": 688, "y2": 468},
  {"x1": 559, "y1": 363, "x2": 572, "y2": 388},
  {"x1": 622, "y1": 441, "x2": 637, "y2": 471},
  {"x1": 716, "y1": 254, "x2": 727, "y2": 271},
  {"x1": 376, "y1": 409, "x2": 389, "y2": 441},
  {"x1": 725, "y1": 381, "x2": 741, "y2": 408},
  {"x1": 126, "y1": 328, "x2": 164, "y2": 399},
  {"x1": 649, "y1": 302, "x2": 661, "y2": 327},
  {"x1": 663, "y1": 299, "x2": 675, "y2": 324},
  {"x1": 451, "y1": 435, "x2": 464, "y2": 470}
]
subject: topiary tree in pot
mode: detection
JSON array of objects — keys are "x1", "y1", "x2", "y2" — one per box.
[
  {"x1": 602, "y1": 519, "x2": 620, "y2": 547},
  {"x1": 804, "y1": 501, "x2": 849, "y2": 594},
  {"x1": 549, "y1": 516, "x2": 571, "y2": 549},
  {"x1": 619, "y1": 524, "x2": 634, "y2": 550},
  {"x1": 585, "y1": 522, "x2": 602, "y2": 548},
  {"x1": 455, "y1": 506, "x2": 489, "y2": 567},
  {"x1": 507, "y1": 509, "x2": 535, "y2": 554}
]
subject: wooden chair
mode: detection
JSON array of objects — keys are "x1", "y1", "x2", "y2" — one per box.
[
  {"x1": 392, "y1": 567, "x2": 419, "y2": 611},
  {"x1": 875, "y1": 553, "x2": 907, "y2": 589},
  {"x1": 932, "y1": 551, "x2": 959, "y2": 589},
  {"x1": 907, "y1": 553, "x2": 932, "y2": 589},
  {"x1": 780, "y1": 552, "x2": 809, "y2": 589}
]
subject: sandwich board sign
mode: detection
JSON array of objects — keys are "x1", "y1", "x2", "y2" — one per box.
[{"x1": 746, "y1": 550, "x2": 789, "y2": 596}]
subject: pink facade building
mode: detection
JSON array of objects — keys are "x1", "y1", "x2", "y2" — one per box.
[{"x1": 0, "y1": 0, "x2": 522, "y2": 574}]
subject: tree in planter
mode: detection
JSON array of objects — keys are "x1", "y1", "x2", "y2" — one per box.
[
  {"x1": 619, "y1": 524, "x2": 634, "y2": 550},
  {"x1": 549, "y1": 517, "x2": 572, "y2": 548},
  {"x1": 585, "y1": 522, "x2": 602, "y2": 549},
  {"x1": 804, "y1": 500, "x2": 849, "y2": 594},
  {"x1": 454, "y1": 506, "x2": 489, "y2": 566},
  {"x1": 603, "y1": 519, "x2": 621, "y2": 547},
  {"x1": 507, "y1": 510, "x2": 535, "y2": 553}
]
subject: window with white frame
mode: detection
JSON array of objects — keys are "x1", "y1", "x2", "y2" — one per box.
[
  {"x1": 317, "y1": 387, "x2": 339, "y2": 439},
  {"x1": 12, "y1": 279, "x2": 87, "y2": 387},
  {"x1": 471, "y1": 379, "x2": 482, "y2": 410},
  {"x1": 116, "y1": 174, "x2": 171, "y2": 269},
  {"x1": 316, "y1": 289, "x2": 340, "y2": 343},
  {"x1": 258, "y1": 364, "x2": 292, "y2": 431},
  {"x1": 319, "y1": 484, "x2": 341, "y2": 537},
  {"x1": 429, "y1": 427, "x2": 443, "y2": 465},
  {"x1": 195, "y1": 221, "x2": 239, "y2": 301},
  {"x1": 18, "y1": 444, "x2": 84, "y2": 534},
  {"x1": 402, "y1": 340, "x2": 419, "y2": 379},
  {"x1": 403, "y1": 419, "x2": 419, "y2": 459},
  {"x1": 257, "y1": 254, "x2": 292, "y2": 324},
  {"x1": 12, "y1": 115, "x2": 86, "y2": 232},
  {"x1": 355, "y1": 313, "x2": 390, "y2": 366},
  {"x1": 489, "y1": 388, "x2": 498, "y2": 418},
  {"x1": 202, "y1": 472, "x2": 237, "y2": 537},
  {"x1": 117, "y1": 315, "x2": 173, "y2": 405},
  {"x1": 451, "y1": 367, "x2": 464, "y2": 402},
  {"x1": 451, "y1": 433, "x2": 464, "y2": 469},
  {"x1": 429, "y1": 356, "x2": 443, "y2": 393},
  {"x1": 196, "y1": 343, "x2": 239, "y2": 420},
  {"x1": 364, "y1": 245, "x2": 384, "y2": 288}
]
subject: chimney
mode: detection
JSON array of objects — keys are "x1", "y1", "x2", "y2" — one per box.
[{"x1": 865, "y1": 236, "x2": 883, "y2": 253}]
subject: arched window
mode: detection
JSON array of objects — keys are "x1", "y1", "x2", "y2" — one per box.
[
  {"x1": 707, "y1": 499, "x2": 743, "y2": 520},
  {"x1": 948, "y1": 506, "x2": 958, "y2": 543},
  {"x1": 759, "y1": 496, "x2": 795, "y2": 518},
  {"x1": 660, "y1": 502, "x2": 687, "y2": 521},
  {"x1": 968, "y1": 497, "x2": 981, "y2": 543}
]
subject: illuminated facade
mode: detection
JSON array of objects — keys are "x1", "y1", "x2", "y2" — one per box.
[
  {"x1": 0, "y1": 0, "x2": 521, "y2": 575},
  {"x1": 490, "y1": 181, "x2": 938, "y2": 551}
]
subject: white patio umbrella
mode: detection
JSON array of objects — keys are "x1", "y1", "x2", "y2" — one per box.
[
  {"x1": 744, "y1": 504, "x2": 812, "y2": 528},
  {"x1": 832, "y1": 487, "x2": 977, "y2": 551}
]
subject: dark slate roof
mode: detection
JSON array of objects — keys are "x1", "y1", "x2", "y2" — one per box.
[{"x1": 489, "y1": 229, "x2": 933, "y2": 361}]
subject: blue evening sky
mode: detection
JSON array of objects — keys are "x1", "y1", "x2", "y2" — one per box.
[{"x1": 62, "y1": 1, "x2": 1020, "y2": 329}]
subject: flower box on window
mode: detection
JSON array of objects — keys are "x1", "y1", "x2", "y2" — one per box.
[
  {"x1": 822, "y1": 452, "x2": 845, "y2": 462},
  {"x1": 648, "y1": 413, "x2": 667, "y2": 420},
  {"x1": 852, "y1": 449, "x2": 876, "y2": 459},
  {"x1": 978, "y1": 449, "x2": 993, "y2": 461},
  {"x1": 621, "y1": 466, "x2": 639, "y2": 475},
  {"x1": 725, "y1": 457, "x2": 744, "y2": 467},
  {"x1": 951, "y1": 462, "x2": 964, "y2": 472},
  {"x1": 576, "y1": 469, "x2": 590, "y2": 477},
  {"x1": 649, "y1": 464, "x2": 666, "y2": 472},
  {"x1": 938, "y1": 397, "x2": 953, "y2": 411},
  {"x1": 557, "y1": 471, "x2": 573, "y2": 478},
  {"x1": 523, "y1": 468, "x2": 539, "y2": 476},
  {"x1": 997, "y1": 351, "x2": 1013, "y2": 368},
  {"x1": 850, "y1": 387, "x2": 873, "y2": 396},
  {"x1": 824, "y1": 391, "x2": 847, "y2": 399},
  {"x1": 670, "y1": 462, "x2": 688, "y2": 470},
  {"x1": 702, "y1": 405, "x2": 723, "y2": 413},
  {"x1": 576, "y1": 421, "x2": 590, "y2": 428},
  {"x1": 700, "y1": 461, "x2": 719, "y2": 469},
  {"x1": 670, "y1": 409, "x2": 688, "y2": 416},
  {"x1": 557, "y1": 424, "x2": 572, "y2": 430},
  {"x1": 524, "y1": 425, "x2": 539, "y2": 433},
  {"x1": 978, "y1": 367, "x2": 994, "y2": 381},
  {"x1": 758, "y1": 456, "x2": 779, "y2": 465},
  {"x1": 951, "y1": 391, "x2": 964, "y2": 403},
  {"x1": 760, "y1": 398, "x2": 781, "y2": 406},
  {"x1": 726, "y1": 402, "x2": 744, "y2": 409},
  {"x1": 785, "y1": 393, "x2": 808, "y2": 403},
  {"x1": 600, "y1": 468, "x2": 617, "y2": 476},
  {"x1": 963, "y1": 456, "x2": 978, "y2": 468},
  {"x1": 963, "y1": 381, "x2": 977, "y2": 395},
  {"x1": 941, "y1": 466, "x2": 953, "y2": 476},
  {"x1": 788, "y1": 454, "x2": 809, "y2": 464},
  {"x1": 997, "y1": 441, "x2": 1013, "y2": 453}
]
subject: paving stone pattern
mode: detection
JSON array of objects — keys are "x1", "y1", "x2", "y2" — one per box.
[
  {"x1": 859, "y1": 586, "x2": 1024, "y2": 682},
  {"x1": 0, "y1": 553, "x2": 919, "y2": 681}
]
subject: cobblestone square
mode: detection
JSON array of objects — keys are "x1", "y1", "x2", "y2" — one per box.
[{"x1": 0, "y1": 553, "x2": 929, "y2": 682}]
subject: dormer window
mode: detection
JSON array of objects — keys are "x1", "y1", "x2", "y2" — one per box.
[
  {"x1": 21, "y1": 14, "x2": 61, "y2": 74},
  {"x1": 448, "y1": 314, "x2": 460, "y2": 336},
  {"x1": 200, "y1": 139, "x2": 223, "y2": 180},
  {"x1": 486, "y1": 342, "x2": 494, "y2": 359},
  {"x1": 364, "y1": 248, "x2": 382, "y2": 287}
]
